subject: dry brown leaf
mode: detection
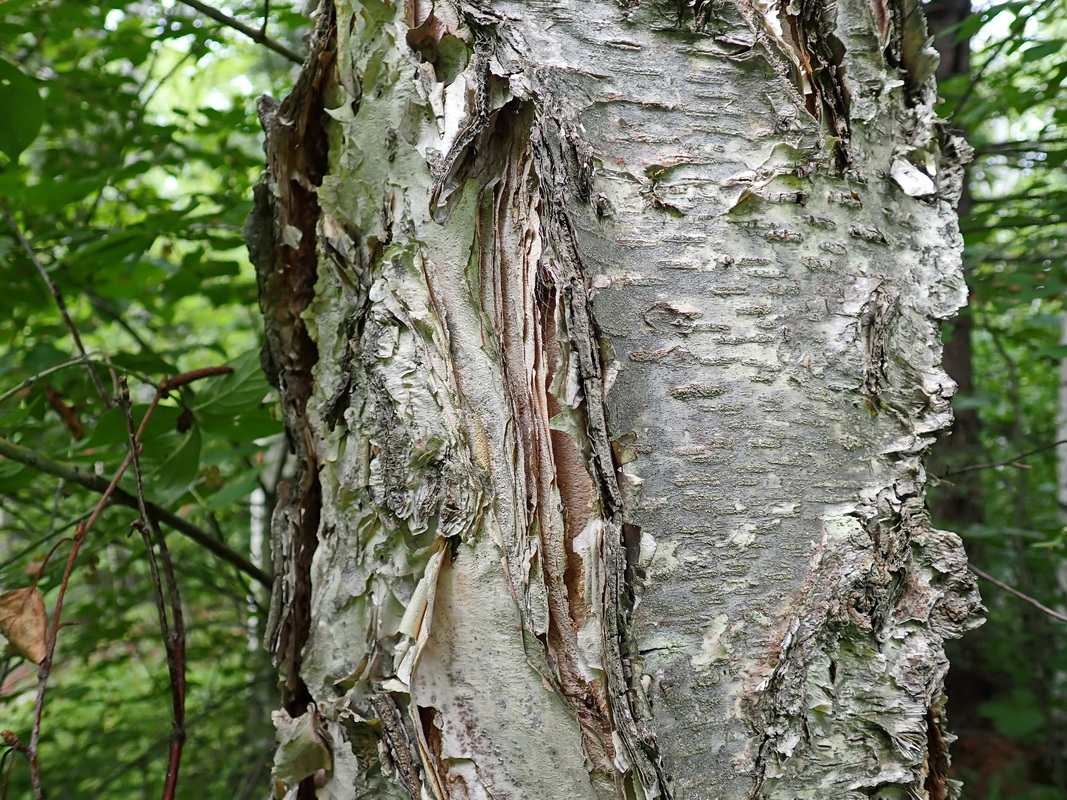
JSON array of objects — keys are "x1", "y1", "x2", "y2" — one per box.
[{"x1": 0, "y1": 587, "x2": 48, "y2": 664}]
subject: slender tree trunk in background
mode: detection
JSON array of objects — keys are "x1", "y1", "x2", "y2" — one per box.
[
  {"x1": 248, "y1": 0, "x2": 983, "y2": 797},
  {"x1": 920, "y1": 0, "x2": 992, "y2": 791}
]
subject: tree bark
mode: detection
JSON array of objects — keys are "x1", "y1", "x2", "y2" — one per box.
[{"x1": 249, "y1": 0, "x2": 984, "y2": 797}]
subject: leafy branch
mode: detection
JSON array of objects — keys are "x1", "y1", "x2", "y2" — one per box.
[{"x1": 0, "y1": 367, "x2": 253, "y2": 799}]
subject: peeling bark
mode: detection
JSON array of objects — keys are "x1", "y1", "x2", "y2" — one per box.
[
  {"x1": 245, "y1": 1, "x2": 336, "y2": 720},
  {"x1": 251, "y1": 0, "x2": 984, "y2": 797}
]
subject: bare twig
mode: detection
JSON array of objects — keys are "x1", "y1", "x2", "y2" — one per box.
[
  {"x1": 148, "y1": 514, "x2": 186, "y2": 798},
  {"x1": 942, "y1": 439, "x2": 1067, "y2": 476},
  {"x1": 970, "y1": 565, "x2": 1067, "y2": 624},
  {"x1": 0, "y1": 201, "x2": 112, "y2": 408},
  {"x1": 27, "y1": 439, "x2": 141, "y2": 798},
  {"x1": 174, "y1": 0, "x2": 302, "y2": 63},
  {"x1": 142, "y1": 46, "x2": 199, "y2": 110},
  {"x1": 120, "y1": 378, "x2": 186, "y2": 800},
  {"x1": 975, "y1": 135, "x2": 1067, "y2": 155}
]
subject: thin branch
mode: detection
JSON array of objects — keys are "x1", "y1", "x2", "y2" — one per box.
[
  {"x1": 29, "y1": 444, "x2": 139, "y2": 797},
  {"x1": 85, "y1": 292, "x2": 154, "y2": 352},
  {"x1": 0, "y1": 355, "x2": 155, "y2": 406},
  {"x1": 1, "y1": 731, "x2": 25, "y2": 799},
  {"x1": 0, "y1": 509, "x2": 82, "y2": 574},
  {"x1": 174, "y1": 0, "x2": 302, "y2": 63},
  {"x1": 120, "y1": 379, "x2": 186, "y2": 800},
  {"x1": 142, "y1": 46, "x2": 199, "y2": 110},
  {"x1": 947, "y1": 35, "x2": 1011, "y2": 120},
  {"x1": 961, "y1": 217, "x2": 1067, "y2": 233},
  {"x1": 942, "y1": 439, "x2": 1067, "y2": 476},
  {"x1": 0, "y1": 435, "x2": 271, "y2": 587},
  {"x1": 970, "y1": 565, "x2": 1067, "y2": 624},
  {"x1": 969, "y1": 190, "x2": 1058, "y2": 206},
  {"x1": 0, "y1": 201, "x2": 112, "y2": 408},
  {"x1": 148, "y1": 513, "x2": 186, "y2": 799},
  {"x1": 975, "y1": 136, "x2": 1067, "y2": 155}
]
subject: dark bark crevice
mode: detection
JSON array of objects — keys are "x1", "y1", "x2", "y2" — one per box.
[
  {"x1": 531, "y1": 109, "x2": 674, "y2": 798},
  {"x1": 244, "y1": 0, "x2": 336, "y2": 732}
]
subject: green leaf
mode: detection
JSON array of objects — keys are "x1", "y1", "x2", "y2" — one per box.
[
  {"x1": 81, "y1": 405, "x2": 185, "y2": 452},
  {"x1": 192, "y1": 350, "x2": 274, "y2": 438},
  {"x1": 0, "y1": 0, "x2": 44, "y2": 17},
  {"x1": 1032, "y1": 345, "x2": 1067, "y2": 360},
  {"x1": 1021, "y1": 40, "x2": 1065, "y2": 63},
  {"x1": 0, "y1": 457, "x2": 33, "y2": 492},
  {"x1": 204, "y1": 466, "x2": 265, "y2": 511},
  {"x1": 197, "y1": 404, "x2": 279, "y2": 443},
  {"x1": 144, "y1": 425, "x2": 202, "y2": 498},
  {"x1": 0, "y1": 59, "x2": 44, "y2": 161}
]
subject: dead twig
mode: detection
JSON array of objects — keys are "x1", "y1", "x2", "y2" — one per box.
[
  {"x1": 120, "y1": 377, "x2": 187, "y2": 800},
  {"x1": 942, "y1": 438, "x2": 1067, "y2": 476},
  {"x1": 970, "y1": 564, "x2": 1067, "y2": 624}
]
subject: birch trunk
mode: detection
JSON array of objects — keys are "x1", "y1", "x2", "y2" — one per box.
[{"x1": 247, "y1": 0, "x2": 985, "y2": 797}]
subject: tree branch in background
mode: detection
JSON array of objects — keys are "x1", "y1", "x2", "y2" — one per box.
[
  {"x1": 0, "y1": 201, "x2": 112, "y2": 408},
  {"x1": 0, "y1": 435, "x2": 271, "y2": 587},
  {"x1": 975, "y1": 136, "x2": 1067, "y2": 155},
  {"x1": 942, "y1": 439, "x2": 1067, "y2": 476},
  {"x1": 970, "y1": 565, "x2": 1067, "y2": 624},
  {"x1": 960, "y1": 217, "x2": 1067, "y2": 233},
  {"x1": 949, "y1": 35, "x2": 1011, "y2": 119},
  {"x1": 175, "y1": 0, "x2": 302, "y2": 64}
]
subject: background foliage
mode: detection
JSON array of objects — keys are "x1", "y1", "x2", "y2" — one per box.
[
  {"x1": 0, "y1": 2, "x2": 302, "y2": 796},
  {"x1": 929, "y1": 0, "x2": 1067, "y2": 796},
  {"x1": 0, "y1": 1, "x2": 1066, "y2": 798}
]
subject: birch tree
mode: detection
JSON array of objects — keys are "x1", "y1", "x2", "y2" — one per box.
[{"x1": 245, "y1": 0, "x2": 985, "y2": 796}]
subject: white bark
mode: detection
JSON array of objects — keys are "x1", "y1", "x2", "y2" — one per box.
[{"x1": 250, "y1": 0, "x2": 984, "y2": 797}]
